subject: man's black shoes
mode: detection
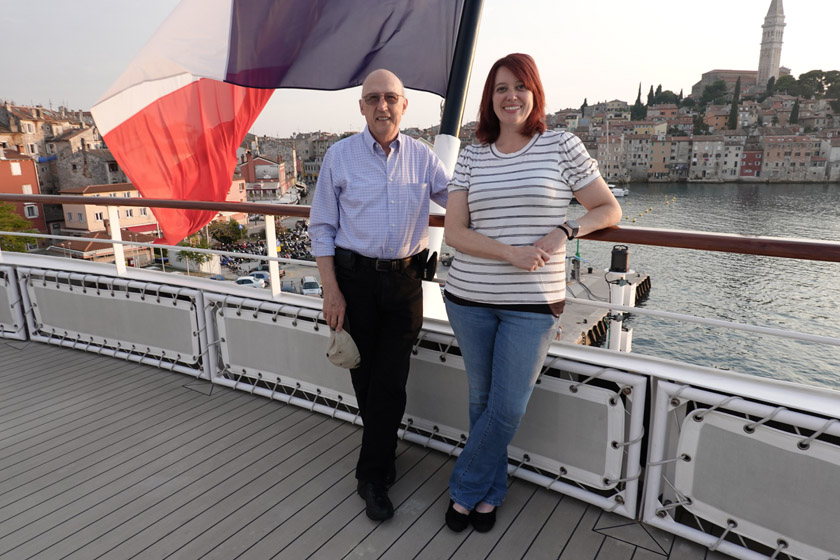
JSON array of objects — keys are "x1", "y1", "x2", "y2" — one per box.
[{"x1": 357, "y1": 481, "x2": 394, "y2": 521}]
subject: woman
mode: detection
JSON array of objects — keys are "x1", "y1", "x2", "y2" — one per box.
[{"x1": 443, "y1": 53, "x2": 621, "y2": 533}]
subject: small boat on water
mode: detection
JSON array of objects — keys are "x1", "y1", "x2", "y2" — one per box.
[{"x1": 608, "y1": 184, "x2": 629, "y2": 197}]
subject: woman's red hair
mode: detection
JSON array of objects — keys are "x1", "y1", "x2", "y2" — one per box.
[{"x1": 475, "y1": 53, "x2": 546, "y2": 145}]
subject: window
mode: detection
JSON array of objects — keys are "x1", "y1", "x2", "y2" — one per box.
[
  {"x1": 22, "y1": 184, "x2": 33, "y2": 195},
  {"x1": 140, "y1": 208, "x2": 148, "y2": 216},
  {"x1": 72, "y1": 164, "x2": 77, "y2": 171},
  {"x1": 125, "y1": 209, "x2": 134, "y2": 218},
  {"x1": 11, "y1": 162, "x2": 22, "y2": 176},
  {"x1": 24, "y1": 205, "x2": 38, "y2": 218},
  {"x1": 67, "y1": 212, "x2": 73, "y2": 222},
  {"x1": 94, "y1": 212, "x2": 104, "y2": 221},
  {"x1": 29, "y1": 144, "x2": 37, "y2": 154},
  {"x1": 109, "y1": 193, "x2": 117, "y2": 197},
  {"x1": 109, "y1": 163, "x2": 119, "y2": 172},
  {"x1": 77, "y1": 213, "x2": 83, "y2": 222},
  {"x1": 123, "y1": 192, "x2": 131, "y2": 197}
]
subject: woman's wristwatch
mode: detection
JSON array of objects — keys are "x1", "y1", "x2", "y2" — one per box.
[{"x1": 558, "y1": 219, "x2": 579, "y2": 240}]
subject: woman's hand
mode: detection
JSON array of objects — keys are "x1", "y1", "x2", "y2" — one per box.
[
  {"x1": 509, "y1": 245, "x2": 552, "y2": 272},
  {"x1": 533, "y1": 228, "x2": 568, "y2": 256}
]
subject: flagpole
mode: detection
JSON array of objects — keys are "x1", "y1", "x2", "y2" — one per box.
[
  {"x1": 427, "y1": 0, "x2": 484, "y2": 320},
  {"x1": 439, "y1": 0, "x2": 485, "y2": 140}
]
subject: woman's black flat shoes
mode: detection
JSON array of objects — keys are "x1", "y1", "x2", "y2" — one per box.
[
  {"x1": 470, "y1": 508, "x2": 497, "y2": 532},
  {"x1": 445, "y1": 500, "x2": 470, "y2": 532}
]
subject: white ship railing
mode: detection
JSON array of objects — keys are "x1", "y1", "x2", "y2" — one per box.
[{"x1": 1, "y1": 195, "x2": 839, "y2": 560}]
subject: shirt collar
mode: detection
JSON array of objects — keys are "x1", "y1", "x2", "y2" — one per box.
[{"x1": 362, "y1": 125, "x2": 402, "y2": 156}]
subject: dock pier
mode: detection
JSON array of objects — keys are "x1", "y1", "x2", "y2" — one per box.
[{"x1": 561, "y1": 268, "x2": 651, "y2": 346}]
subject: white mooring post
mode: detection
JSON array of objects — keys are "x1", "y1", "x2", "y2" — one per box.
[{"x1": 606, "y1": 245, "x2": 633, "y2": 352}]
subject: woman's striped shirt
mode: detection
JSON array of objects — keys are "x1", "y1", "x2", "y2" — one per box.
[{"x1": 445, "y1": 130, "x2": 600, "y2": 308}]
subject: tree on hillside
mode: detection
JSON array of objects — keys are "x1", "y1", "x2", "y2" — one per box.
[
  {"x1": 824, "y1": 70, "x2": 840, "y2": 90},
  {"x1": 631, "y1": 84, "x2": 646, "y2": 120},
  {"x1": 789, "y1": 98, "x2": 800, "y2": 124},
  {"x1": 700, "y1": 80, "x2": 728, "y2": 106},
  {"x1": 646, "y1": 85, "x2": 655, "y2": 106},
  {"x1": 653, "y1": 89, "x2": 681, "y2": 106},
  {"x1": 727, "y1": 77, "x2": 741, "y2": 130},
  {"x1": 826, "y1": 81, "x2": 840, "y2": 112},
  {"x1": 798, "y1": 70, "x2": 826, "y2": 99},
  {"x1": 774, "y1": 75, "x2": 801, "y2": 97},
  {"x1": 580, "y1": 98, "x2": 588, "y2": 114},
  {"x1": 681, "y1": 97, "x2": 696, "y2": 108},
  {"x1": 759, "y1": 76, "x2": 777, "y2": 102},
  {"x1": 0, "y1": 203, "x2": 36, "y2": 252},
  {"x1": 692, "y1": 114, "x2": 710, "y2": 135}
]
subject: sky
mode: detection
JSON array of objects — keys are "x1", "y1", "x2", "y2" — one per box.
[{"x1": 2, "y1": 0, "x2": 838, "y2": 138}]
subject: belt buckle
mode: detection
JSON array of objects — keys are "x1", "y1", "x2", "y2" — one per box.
[{"x1": 374, "y1": 259, "x2": 392, "y2": 272}]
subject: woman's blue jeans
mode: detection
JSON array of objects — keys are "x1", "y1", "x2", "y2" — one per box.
[{"x1": 445, "y1": 299, "x2": 560, "y2": 510}]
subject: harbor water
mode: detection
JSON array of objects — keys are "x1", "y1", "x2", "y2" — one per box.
[{"x1": 567, "y1": 182, "x2": 840, "y2": 390}]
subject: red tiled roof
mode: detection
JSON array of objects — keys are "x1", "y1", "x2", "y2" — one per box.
[
  {"x1": 60, "y1": 183, "x2": 135, "y2": 195},
  {"x1": 2, "y1": 148, "x2": 30, "y2": 160},
  {"x1": 55, "y1": 229, "x2": 157, "y2": 254}
]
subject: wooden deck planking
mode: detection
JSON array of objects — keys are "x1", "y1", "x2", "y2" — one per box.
[
  {"x1": 0, "y1": 340, "x2": 724, "y2": 560},
  {"x1": 55, "y1": 406, "x2": 317, "y2": 560}
]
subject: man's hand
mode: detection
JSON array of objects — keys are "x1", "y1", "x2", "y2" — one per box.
[{"x1": 321, "y1": 283, "x2": 346, "y2": 331}]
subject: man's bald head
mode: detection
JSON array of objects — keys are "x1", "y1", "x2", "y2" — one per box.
[
  {"x1": 362, "y1": 69, "x2": 405, "y2": 96},
  {"x1": 359, "y1": 69, "x2": 408, "y2": 152}
]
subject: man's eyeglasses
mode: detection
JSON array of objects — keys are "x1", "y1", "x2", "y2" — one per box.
[{"x1": 362, "y1": 92, "x2": 403, "y2": 106}]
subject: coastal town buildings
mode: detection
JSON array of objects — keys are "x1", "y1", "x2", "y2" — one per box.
[
  {"x1": 60, "y1": 183, "x2": 158, "y2": 236},
  {"x1": 0, "y1": 148, "x2": 48, "y2": 248}
]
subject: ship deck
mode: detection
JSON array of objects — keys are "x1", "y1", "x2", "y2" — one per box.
[{"x1": 0, "y1": 340, "x2": 729, "y2": 560}]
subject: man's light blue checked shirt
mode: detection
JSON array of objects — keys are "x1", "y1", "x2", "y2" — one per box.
[{"x1": 309, "y1": 127, "x2": 449, "y2": 260}]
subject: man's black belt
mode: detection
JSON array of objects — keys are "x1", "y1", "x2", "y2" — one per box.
[{"x1": 335, "y1": 247, "x2": 425, "y2": 272}]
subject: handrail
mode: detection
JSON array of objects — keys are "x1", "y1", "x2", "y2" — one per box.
[{"x1": 3, "y1": 193, "x2": 840, "y2": 262}]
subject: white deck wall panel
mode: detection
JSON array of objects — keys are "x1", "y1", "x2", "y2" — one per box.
[
  {"x1": 645, "y1": 381, "x2": 840, "y2": 560},
  {"x1": 0, "y1": 266, "x2": 26, "y2": 340},
  {"x1": 18, "y1": 268, "x2": 205, "y2": 376},
  {"x1": 676, "y1": 410, "x2": 840, "y2": 560}
]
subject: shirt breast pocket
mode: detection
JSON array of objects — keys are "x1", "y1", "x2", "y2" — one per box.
[{"x1": 401, "y1": 182, "x2": 429, "y2": 208}]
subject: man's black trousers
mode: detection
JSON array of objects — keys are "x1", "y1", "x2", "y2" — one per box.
[{"x1": 334, "y1": 250, "x2": 423, "y2": 484}]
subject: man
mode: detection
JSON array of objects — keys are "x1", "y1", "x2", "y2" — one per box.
[{"x1": 309, "y1": 69, "x2": 449, "y2": 521}]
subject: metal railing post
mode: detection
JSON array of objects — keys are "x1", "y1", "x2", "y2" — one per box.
[
  {"x1": 107, "y1": 206, "x2": 127, "y2": 275},
  {"x1": 264, "y1": 214, "x2": 281, "y2": 298}
]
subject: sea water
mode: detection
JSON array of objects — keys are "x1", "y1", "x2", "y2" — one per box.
[{"x1": 567, "y1": 182, "x2": 840, "y2": 390}]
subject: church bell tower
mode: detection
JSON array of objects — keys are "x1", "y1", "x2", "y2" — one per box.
[{"x1": 757, "y1": 0, "x2": 785, "y2": 88}]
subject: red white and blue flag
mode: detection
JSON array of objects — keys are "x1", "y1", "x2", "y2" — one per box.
[{"x1": 92, "y1": 0, "x2": 464, "y2": 244}]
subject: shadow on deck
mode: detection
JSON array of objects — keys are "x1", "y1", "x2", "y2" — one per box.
[{"x1": 0, "y1": 340, "x2": 725, "y2": 560}]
